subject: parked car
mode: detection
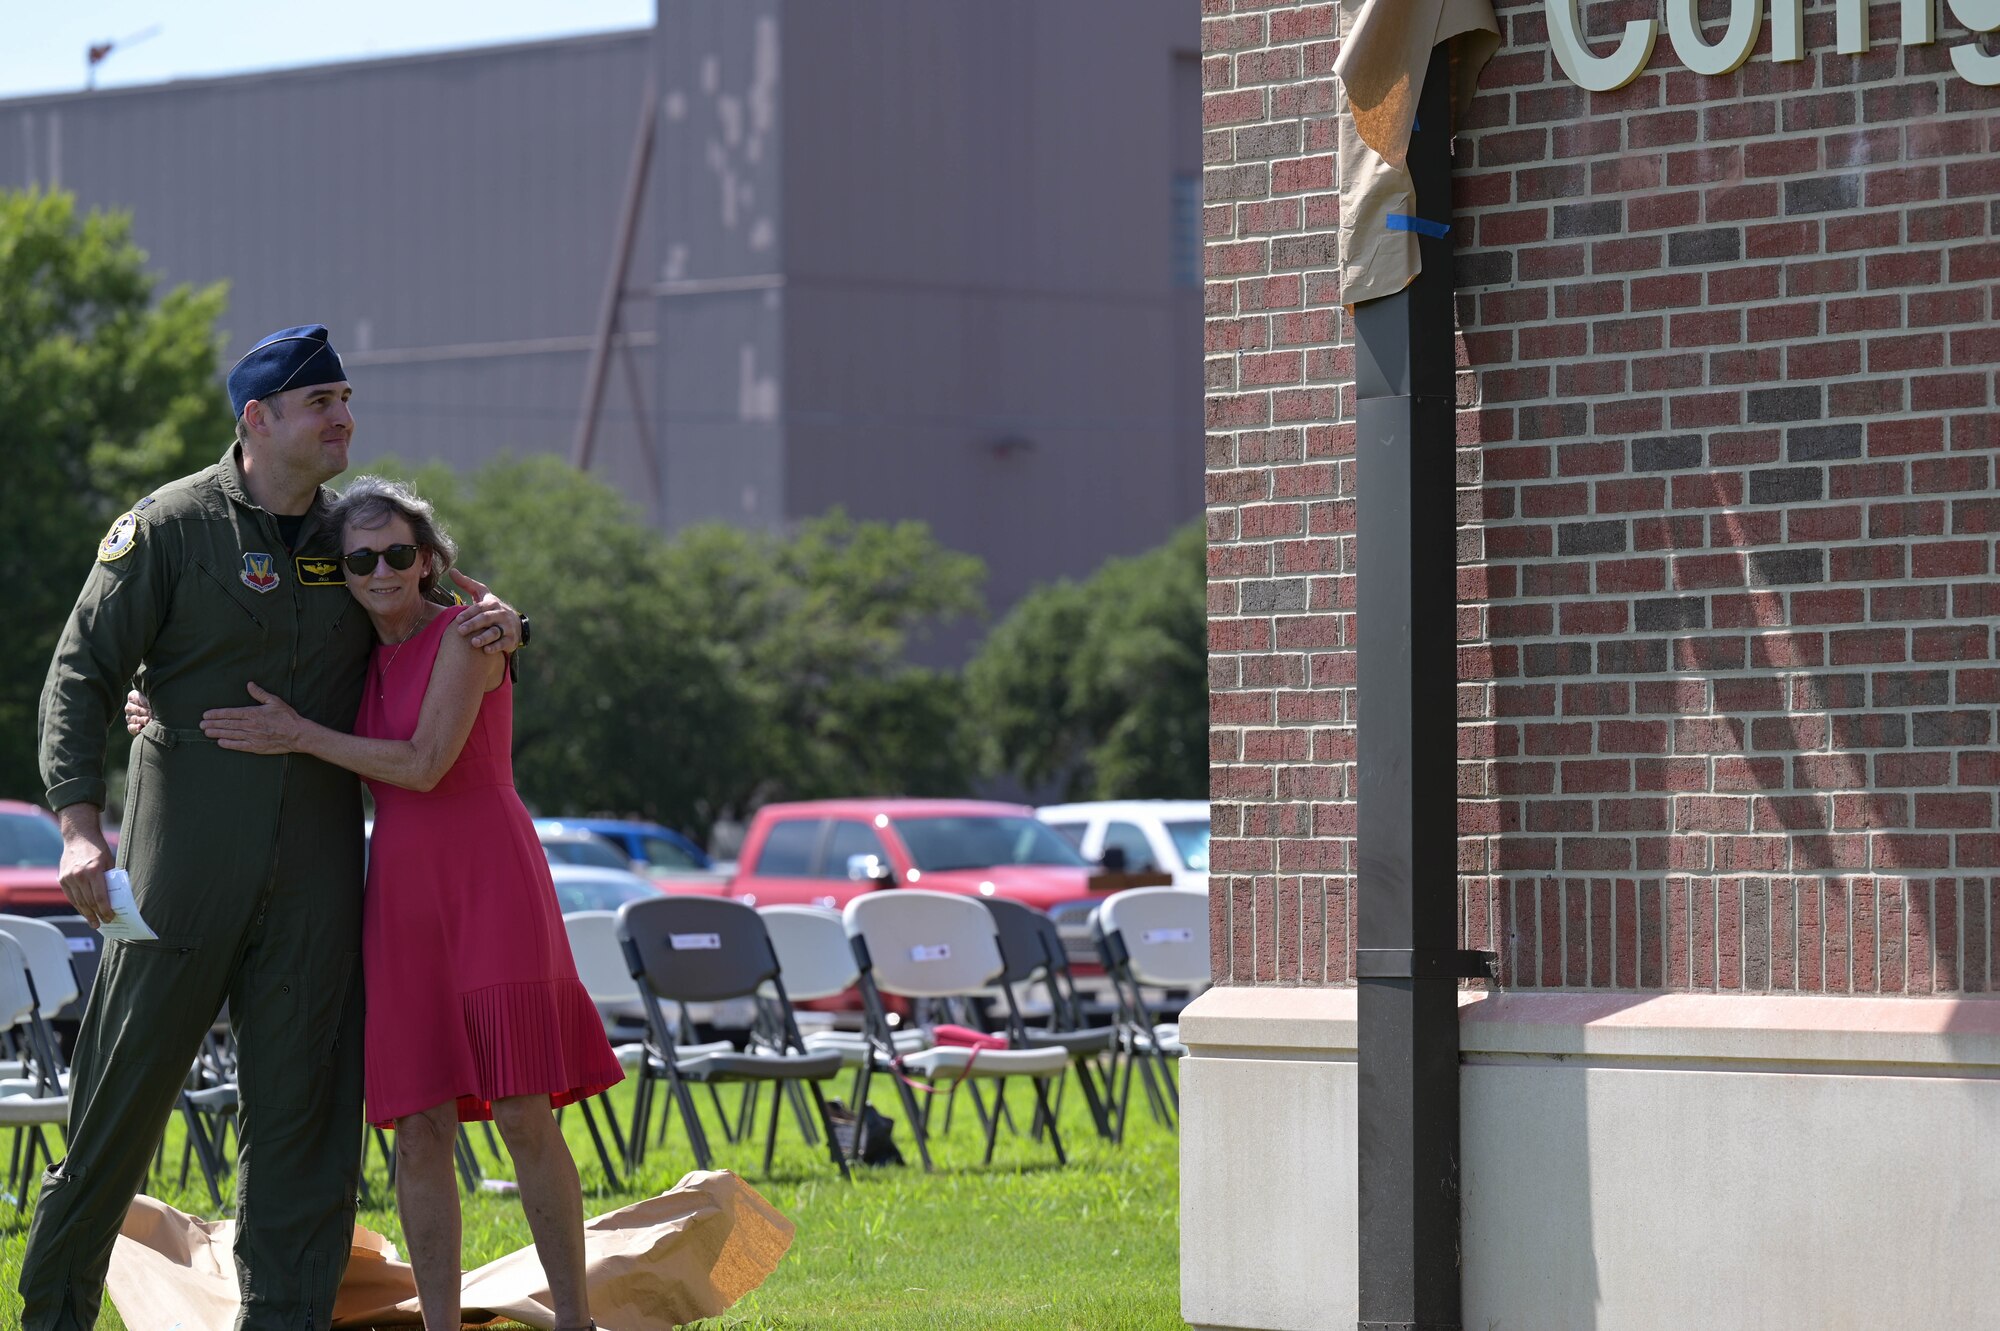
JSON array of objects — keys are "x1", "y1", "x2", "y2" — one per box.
[
  {"x1": 1036, "y1": 799, "x2": 1211, "y2": 893},
  {"x1": 544, "y1": 817, "x2": 731, "y2": 891},
  {"x1": 0, "y1": 801, "x2": 72, "y2": 915},
  {"x1": 730, "y1": 797, "x2": 1139, "y2": 910},
  {"x1": 533, "y1": 821, "x2": 640, "y2": 872},
  {"x1": 547, "y1": 863, "x2": 661, "y2": 915}
]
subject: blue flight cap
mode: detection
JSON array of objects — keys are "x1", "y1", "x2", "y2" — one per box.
[{"x1": 227, "y1": 324, "x2": 347, "y2": 417}]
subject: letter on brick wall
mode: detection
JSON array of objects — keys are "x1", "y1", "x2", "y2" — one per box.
[{"x1": 1546, "y1": 0, "x2": 1657, "y2": 91}]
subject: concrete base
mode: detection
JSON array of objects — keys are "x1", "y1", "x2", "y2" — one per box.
[{"x1": 1179, "y1": 987, "x2": 2000, "y2": 1331}]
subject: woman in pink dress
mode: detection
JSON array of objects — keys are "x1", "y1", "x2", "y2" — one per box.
[{"x1": 197, "y1": 476, "x2": 621, "y2": 1331}]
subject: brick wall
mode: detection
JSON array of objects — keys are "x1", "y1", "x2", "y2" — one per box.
[{"x1": 1203, "y1": 0, "x2": 2000, "y2": 993}]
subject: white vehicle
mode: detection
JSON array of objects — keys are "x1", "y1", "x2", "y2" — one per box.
[{"x1": 1034, "y1": 799, "x2": 1210, "y2": 893}]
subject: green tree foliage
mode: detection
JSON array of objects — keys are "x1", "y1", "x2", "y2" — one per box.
[
  {"x1": 658, "y1": 512, "x2": 985, "y2": 814},
  {"x1": 360, "y1": 461, "x2": 983, "y2": 838},
  {"x1": 966, "y1": 519, "x2": 1209, "y2": 801},
  {"x1": 0, "y1": 188, "x2": 231, "y2": 802},
  {"x1": 366, "y1": 455, "x2": 758, "y2": 840}
]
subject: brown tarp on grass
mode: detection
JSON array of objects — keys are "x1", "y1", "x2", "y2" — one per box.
[
  {"x1": 106, "y1": 1169, "x2": 793, "y2": 1330},
  {"x1": 1334, "y1": 0, "x2": 1501, "y2": 307}
]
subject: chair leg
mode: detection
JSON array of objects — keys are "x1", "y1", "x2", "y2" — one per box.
[
  {"x1": 980, "y1": 1081, "x2": 1004, "y2": 1166},
  {"x1": 575, "y1": 1096, "x2": 623, "y2": 1191},
  {"x1": 893, "y1": 1069, "x2": 935, "y2": 1173},
  {"x1": 600, "y1": 1086, "x2": 630, "y2": 1164},
  {"x1": 760, "y1": 1081, "x2": 783, "y2": 1175},
  {"x1": 711, "y1": 1081, "x2": 740, "y2": 1144},
  {"x1": 1030, "y1": 1076, "x2": 1067, "y2": 1166},
  {"x1": 1074, "y1": 1057, "x2": 1114, "y2": 1141},
  {"x1": 453, "y1": 1128, "x2": 481, "y2": 1193},
  {"x1": 785, "y1": 1079, "x2": 818, "y2": 1146},
  {"x1": 806, "y1": 1079, "x2": 851, "y2": 1181},
  {"x1": 670, "y1": 1070, "x2": 712, "y2": 1170},
  {"x1": 626, "y1": 1070, "x2": 652, "y2": 1171}
]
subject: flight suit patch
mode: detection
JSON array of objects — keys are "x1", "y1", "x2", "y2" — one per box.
[
  {"x1": 295, "y1": 555, "x2": 344, "y2": 586},
  {"x1": 240, "y1": 551, "x2": 281, "y2": 593},
  {"x1": 98, "y1": 513, "x2": 140, "y2": 563}
]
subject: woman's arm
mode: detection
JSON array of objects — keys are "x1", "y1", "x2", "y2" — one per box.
[{"x1": 200, "y1": 621, "x2": 506, "y2": 791}]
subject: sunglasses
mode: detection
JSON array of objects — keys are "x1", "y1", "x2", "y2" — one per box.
[{"x1": 342, "y1": 544, "x2": 420, "y2": 577}]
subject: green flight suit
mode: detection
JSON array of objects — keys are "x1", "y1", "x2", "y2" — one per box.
[{"x1": 25, "y1": 444, "x2": 373, "y2": 1331}]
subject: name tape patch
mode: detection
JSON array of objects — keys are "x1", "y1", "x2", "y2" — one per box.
[
  {"x1": 669, "y1": 932, "x2": 722, "y2": 950},
  {"x1": 909, "y1": 943, "x2": 952, "y2": 962},
  {"x1": 1142, "y1": 928, "x2": 1195, "y2": 945},
  {"x1": 68, "y1": 936, "x2": 97, "y2": 953},
  {"x1": 295, "y1": 555, "x2": 345, "y2": 586}
]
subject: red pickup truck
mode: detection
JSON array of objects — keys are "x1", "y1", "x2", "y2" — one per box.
[
  {"x1": 0, "y1": 800, "x2": 71, "y2": 916},
  {"x1": 728, "y1": 797, "x2": 1149, "y2": 926}
]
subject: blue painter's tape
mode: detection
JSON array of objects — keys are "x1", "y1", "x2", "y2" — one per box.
[{"x1": 1386, "y1": 213, "x2": 1451, "y2": 239}]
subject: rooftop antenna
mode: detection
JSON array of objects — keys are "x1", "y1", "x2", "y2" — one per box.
[{"x1": 87, "y1": 25, "x2": 161, "y2": 90}]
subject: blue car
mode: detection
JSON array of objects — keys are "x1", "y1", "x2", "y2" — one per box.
[{"x1": 534, "y1": 818, "x2": 717, "y2": 879}]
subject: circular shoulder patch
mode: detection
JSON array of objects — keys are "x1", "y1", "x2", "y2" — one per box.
[{"x1": 98, "y1": 512, "x2": 141, "y2": 563}]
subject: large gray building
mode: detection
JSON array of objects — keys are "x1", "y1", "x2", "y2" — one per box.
[{"x1": 0, "y1": 1, "x2": 1203, "y2": 636}]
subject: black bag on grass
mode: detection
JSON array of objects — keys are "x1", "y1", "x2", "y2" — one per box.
[{"x1": 826, "y1": 1099, "x2": 905, "y2": 1167}]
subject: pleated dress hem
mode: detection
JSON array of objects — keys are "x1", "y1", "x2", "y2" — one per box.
[{"x1": 367, "y1": 977, "x2": 625, "y2": 1129}]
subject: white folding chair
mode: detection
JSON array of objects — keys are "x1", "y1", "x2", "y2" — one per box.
[
  {"x1": 759, "y1": 906, "x2": 928, "y2": 1061},
  {"x1": 844, "y1": 891, "x2": 1071, "y2": 1171},
  {"x1": 1095, "y1": 887, "x2": 1210, "y2": 1138},
  {"x1": 0, "y1": 935, "x2": 67, "y2": 1207},
  {"x1": 0, "y1": 917, "x2": 75, "y2": 1096}
]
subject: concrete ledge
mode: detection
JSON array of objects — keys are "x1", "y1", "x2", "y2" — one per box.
[
  {"x1": 1181, "y1": 984, "x2": 2000, "y2": 1069},
  {"x1": 1181, "y1": 986, "x2": 2000, "y2": 1330}
]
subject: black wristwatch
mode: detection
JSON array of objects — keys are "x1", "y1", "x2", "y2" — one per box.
[{"x1": 518, "y1": 615, "x2": 532, "y2": 647}]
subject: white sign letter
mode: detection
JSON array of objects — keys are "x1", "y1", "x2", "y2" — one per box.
[
  {"x1": 1837, "y1": 0, "x2": 1869, "y2": 53},
  {"x1": 1904, "y1": 0, "x2": 1937, "y2": 44},
  {"x1": 1667, "y1": 0, "x2": 1763, "y2": 75},
  {"x1": 1950, "y1": 0, "x2": 2000, "y2": 83},
  {"x1": 1547, "y1": 0, "x2": 1658, "y2": 91},
  {"x1": 1772, "y1": 0, "x2": 1806, "y2": 60}
]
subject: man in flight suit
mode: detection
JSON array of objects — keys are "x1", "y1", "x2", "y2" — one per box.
[{"x1": 24, "y1": 325, "x2": 521, "y2": 1330}]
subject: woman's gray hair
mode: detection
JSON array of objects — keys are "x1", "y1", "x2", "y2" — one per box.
[{"x1": 328, "y1": 474, "x2": 459, "y2": 602}]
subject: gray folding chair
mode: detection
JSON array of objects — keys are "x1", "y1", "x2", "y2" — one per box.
[
  {"x1": 617, "y1": 896, "x2": 849, "y2": 1179},
  {"x1": 982, "y1": 897, "x2": 1118, "y2": 1141},
  {"x1": 844, "y1": 891, "x2": 1073, "y2": 1172}
]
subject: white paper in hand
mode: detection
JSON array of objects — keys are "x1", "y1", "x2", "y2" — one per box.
[{"x1": 99, "y1": 869, "x2": 158, "y2": 942}]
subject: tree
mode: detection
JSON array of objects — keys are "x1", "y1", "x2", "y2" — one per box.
[
  {"x1": 359, "y1": 462, "x2": 984, "y2": 839},
  {"x1": 658, "y1": 511, "x2": 985, "y2": 815},
  {"x1": 966, "y1": 519, "x2": 1208, "y2": 801},
  {"x1": 0, "y1": 188, "x2": 231, "y2": 803},
  {"x1": 365, "y1": 455, "x2": 757, "y2": 841}
]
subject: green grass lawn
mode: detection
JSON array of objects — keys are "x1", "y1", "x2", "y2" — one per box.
[{"x1": 0, "y1": 1067, "x2": 1183, "y2": 1329}]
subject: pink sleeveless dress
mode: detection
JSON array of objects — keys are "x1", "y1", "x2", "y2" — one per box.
[{"x1": 356, "y1": 605, "x2": 623, "y2": 1127}]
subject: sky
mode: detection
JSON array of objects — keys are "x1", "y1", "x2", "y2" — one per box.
[{"x1": 0, "y1": 1, "x2": 654, "y2": 100}]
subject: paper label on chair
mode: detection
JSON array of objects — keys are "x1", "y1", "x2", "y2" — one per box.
[
  {"x1": 909, "y1": 943, "x2": 952, "y2": 962},
  {"x1": 1142, "y1": 927, "x2": 1194, "y2": 944},
  {"x1": 669, "y1": 932, "x2": 722, "y2": 950}
]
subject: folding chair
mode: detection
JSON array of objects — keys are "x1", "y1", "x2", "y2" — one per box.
[
  {"x1": 844, "y1": 891, "x2": 1073, "y2": 1172},
  {"x1": 981, "y1": 898, "x2": 1118, "y2": 1141},
  {"x1": 0, "y1": 935, "x2": 67, "y2": 1208},
  {"x1": 0, "y1": 918, "x2": 76, "y2": 1096},
  {"x1": 1095, "y1": 887, "x2": 1209, "y2": 1140},
  {"x1": 617, "y1": 897, "x2": 849, "y2": 1180},
  {"x1": 758, "y1": 906, "x2": 929, "y2": 1107},
  {"x1": 564, "y1": 909, "x2": 744, "y2": 1176}
]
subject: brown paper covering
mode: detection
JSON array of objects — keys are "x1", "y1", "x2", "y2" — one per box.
[
  {"x1": 105, "y1": 1169, "x2": 793, "y2": 1330},
  {"x1": 1334, "y1": 0, "x2": 1501, "y2": 307}
]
